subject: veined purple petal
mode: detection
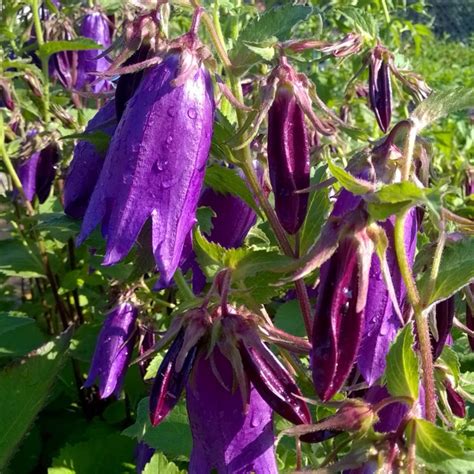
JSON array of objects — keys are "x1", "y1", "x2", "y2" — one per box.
[
  {"x1": 78, "y1": 12, "x2": 112, "y2": 92},
  {"x1": 64, "y1": 99, "x2": 117, "y2": 219},
  {"x1": 186, "y1": 348, "x2": 277, "y2": 474},
  {"x1": 84, "y1": 302, "x2": 138, "y2": 398},
  {"x1": 267, "y1": 86, "x2": 310, "y2": 235},
  {"x1": 357, "y1": 210, "x2": 417, "y2": 385},
  {"x1": 17, "y1": 152, "x2": 41, "y2": 202},
  {"x1": 77, "y1": 54, "x2": 215, "y2": 285}
]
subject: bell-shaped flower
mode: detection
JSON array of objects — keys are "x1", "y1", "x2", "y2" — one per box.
[
  {"x1": 84, "y1": 302, "x2": 138, "y2": 398},
  {"x1": 17, "y1": 142, "x2": 59, "y2": 203},
  {"x1": 77, "y1": 51, "x2": 215, "y2": 285},
  {"x1": 64, "y1": 99, "x2": 117, "y2": 219},
  {"x1": 77, "y1": 11, "x2": 112, "y2": 93},
  {"x1": 186, "y1": 346, "x2": 277, "y2": 473}
]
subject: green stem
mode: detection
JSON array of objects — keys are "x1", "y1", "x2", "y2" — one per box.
[
  {"x1": 31, "y1": 0, "x2": 50, "y2": 122},
  {"x1": 202, "y1": 7, "x2": 313, "y2": 338},
  {"x1": 424, "y1": 227, "x2": 446, "y2": 306},
  {"x1": 0, "y1": 117, "x2": 35, "y2": 215},
  {"x1": 395, "y1": 210, "x2": 436, "y2": 422},
  {"x1": 402, "y1": 121, "x2": 417, "y2": 181},
  {"x1": 380, "y1": 0, "x2": 391, "y2": 25},
  {"x1": 174, "y1": 269, "x2": 195, "y2": 302}
]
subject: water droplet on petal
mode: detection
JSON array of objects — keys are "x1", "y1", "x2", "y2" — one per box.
[
  {"x1": 167, "y1": 107, "x2": 176, "y2": 117},
  {"x1": 187, "y1": 108, "x2": 197, "y2": 119}
]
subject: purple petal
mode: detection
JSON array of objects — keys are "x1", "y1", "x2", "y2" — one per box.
[
  {"x1": 64, "y1": 99, "x2": 117, "y2": 219},
  {"x1": 84, "y1": 302, "x2": 138, "y2": 398},
  {"x1": 186, "y1": 348, "x2": 277, "y2": 474},
  {"x1": 78, "y1": 54, "x2": 214, "y2": 285}
]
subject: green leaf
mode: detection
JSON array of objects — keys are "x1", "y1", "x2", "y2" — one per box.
[
  {"x1": 327, "y1": 160, "x2": 375, "y2": 195},
  {"x1": 193, "y1": 228, "x2": 227, "y2": 277},
  {"x1": 196, "y1": 206, "x2": 215, "y2": 236},
  {"x1": 439, "y1": 346, "x2": 461, "y2": 384},
  {"x1": 48, "y1": 432, "x2": 135, "y2": 473},
  {"x1": 422, "y1": 451, "x2": 474, "y2": 474},
  {"x1": 122, "y1": 398, "x2": 192, "y2": 460},
  {"x1": 406, "y1": 418, "x2": 463, "y2": 463},
  {"x1": 144, "y1": 353, "x2": 163, "y2": 381},
  {"x1": 385, "y1": 323, "x2": 419, "y2": 400},
  {"x1": 233, "y1": 249, "x2": 294, "y2": 280},
  {"x1": 0, "y1": 239, "x2": 45, "y2": 278},
  {"x1": 142, "y1": 452, "x2": 185, "y2": 474},
  {"x1": 0, "y1": 313, "x2": 46, "y2": 358},
  {"x1": 274, "y1": 300, "x2": 306, "y2": 337},
  {"x1": 204, "y1": 165, "x2": 259, "y2": 215},
  {"x1": 374, "y1": 181, "x2": 426, "y2": 203},
  {"x1": 299, "y1": 166, "x2": 330, "y2": 254},
  {"x1": 411, "y1": 87, "x2": 474, "y2": 130},
  {"x1": 0, "y1": 330, "x2": 71, "y2": 468},
  {"x1": 34, "y1": 213, "x2": 81, "y2": 243},
  {"x1": 230, "y1": 4, "x2": 312, "y2": 74},
  {"x1": 417, "y1": 236, "x2": 474, "y2": 305},
  {"x1": 38, "y1": 38, "x2": 102, "y2": 58},
  {"x1": 61, "y1": 130, "x2": 111, "y2": 154}
]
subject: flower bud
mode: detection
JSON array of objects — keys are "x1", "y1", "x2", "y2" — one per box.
[
  {"x1": 444, "y1": 379, "x2": 466, "y2": 418},
  {"x1": 240, "y1": 333, "x2": 311, "y2": 425},
  {"x1": 430, "y1": 296, "x2": 455, "y2": 360},
  {"x1": 84, "y1": 302, "x2": 138, "y2": 398},
  {"x1": 186, "y1": 347, "x2": 277, "y2": 473},
  {"x1": 64, "y1": 99, "x2": 117, "y2": 219},
  {"x1": 77, "y1": 52, "x2": 215, "y2": 285},
  {"x1": 368, "y1": 45, "x2": 392, "y2": 133},
  {"x1": 48, "y1": 28, "x2": 80, "y2": 90},
  {"x1": 311, "y1": 235, "x2": 369, "y2": 401},
  {"x1": 17, "y1": 142, "x2": 59, "y2": 203},
  {"x1": 135, "y1": 441, "x2": 154, "y2": 474},
  {"x1": 466, "y1": 288, "x2": 474, "y2": 351},
  {"x1": 267, "y1": 85, "x2": 310, "y2": 234},
  {"x1": 149, "y1": 329, "x2": 197, "y2": 426},
  {"x1": 0, "y1": 79, "x2": 14, "y2": 111},
  {"x1": 78, "y1": 11, "x2": 112, "y2": 93}
]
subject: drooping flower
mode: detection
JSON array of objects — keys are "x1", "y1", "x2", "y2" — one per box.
[
  {"x1": 267, "y1": 80, "x2": 310, "y2": 235},
  {"x1": 368, "y1": 45, "x2": 392, "y2": 133},
  {"x1": 64, "y1": 99, "x2": 117, "y2": 219},
  {"x1": 84, "y1": 302, "x2": 138, "y2": 398},
  {"x1": 186, "y1": 347, "x2": 277, "y2": 473},
  {"x1": 77, "y1": 51, "x2": 215, "y2": 285},
  {"x1": 17, "y1": 142, "x2": 59, "y2": 203},
  {"x1": 77, "y1": 11, "x2": 112, "y2": 93},
  {"x1": 443, "y1": 379, "x2": 466, "y2": 418}
]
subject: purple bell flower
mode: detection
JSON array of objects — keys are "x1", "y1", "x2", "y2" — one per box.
[
  {"x1": 17, "y1": 143, "x2": 59, "y2": 203},
  {"x1": 64, "y1": 99, "x2": 117, "y2": 219},
  {"x1": 84, "y1": 302, "x2": 138, "y2": 398},
  {"x1": 78, "y1": 12, "x2": 112, "y2": 93},
  {"x1": 186, "y1": 347, "x2": 278, "y2": 474},
  {"x1": 77, "y1": 53, "x2": 214, "y2": 285},
  {"x1": 430, "y1": 296, "x2": 455, "y2": 361}
]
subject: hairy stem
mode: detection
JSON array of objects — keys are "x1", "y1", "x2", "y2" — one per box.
[{"x1": 395, "y1": 210, "x2": 436, "y2": 422}]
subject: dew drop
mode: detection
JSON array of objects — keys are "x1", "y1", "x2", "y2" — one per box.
[
  {"x1": 167, "y1": 107, "x2": 176, "y2": 117},
  {"x1": 187, "y1": 107, "x2": 197, "y2": 119},
  {"x1": 166, "y1": 135, "x2": 173, "y2": 145},
  {"x1": 250, "y1": 412, "x2": 261, "y2": 428}
]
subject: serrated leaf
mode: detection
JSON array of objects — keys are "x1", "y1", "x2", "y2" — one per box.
[
  {"x1": 422, "y1": 451, "x2": 474, "y2": 474},
  {"x1": 242, "y1": 42, "x2": 275, "y2": 61},
  {"x1": 405, "y1": 418, "x2": 463, "y2": 464},
  {"x1": 38, "y1": 38, "x2": 101, "y2": 58},
  {"x1": 439, "y1": 346, "x2": 461, "y2": 384},
  {"x1": 122, "y1": 398, "x2": 192, "y2": 459},
  {"x1": 48, "y1": 432, "x2": 135, "y2": 473},
  {"x1": 34, "y1": 213, "x2": 81, "y2": 242},
  {"x1": 193, "y1": 228, "x2": 227, "y2": 277},
  {"x1": 0, "y1": 239, "x2": 45, "y2": 278},
  {"x1": 230, "y1": 4, "x2": 312, "y2": 74},
  {"x1": 375, "y1": 181, "x2": 426, "y2": 204},
  {"x1": 412, "y1": 87, "x2": 474, "y2": 130},
  {"x1": 385, "y1": 323, "x2": 419, "y2": 400},
  {"x1": 204, "y1": 165, "x2": 259, "y2": 215},
  {"x1": 142, "y1": 452, "x2": 185, "y2": 474},
  {"x1": 417, "y1": 236, "x2": 474, "y2": 305},
  {"x1": 0, "y1": 330, "x2": 71, "y2": 468},
  {"x1": 144, "y1": 353, "x2": 164, "y2": 381},
  {"x1": 233, "y1": 249, "x2": 294, "y2": 280},
  {"x1": 328, "y1": 160, "x2": 375, "y2": 195},
  {"x1": 0, "y1": 313, "x2": 46, "y2": 358}
]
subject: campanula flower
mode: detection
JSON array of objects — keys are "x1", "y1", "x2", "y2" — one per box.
[
  {"x1": 64, "y1": 99, "x2": 117, "y2": 219},
  {"x1": 84, "y1": 302, "x2": 138, "y2": 398}
]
